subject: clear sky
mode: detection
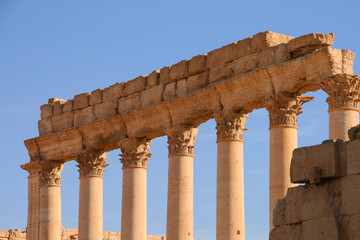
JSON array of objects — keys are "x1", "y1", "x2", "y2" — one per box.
[{"x1": 0, "y1": 1, "x2": 359, "y2": 240}]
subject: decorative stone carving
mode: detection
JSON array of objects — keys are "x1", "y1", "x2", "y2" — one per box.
[
  {"x1": 76, "y1": 149, "x2": 108, "y2": 177},
  {"x1": 38, "y1": 161, "x2": 64, "y2": 187},
  {"x1": 167, "y1": 126, "x2": 198, "y2": 156},
  {"x1": 215, "y1": 110, "x2": 249, "y2": 142},
  {"x1": 119, "y1": 138, "x2": 152, "y2": 169},
  {"x1": 266, "y1": 94, "x2": 314, "y2": 127},
  {"x1": 320, "y1": 74, "x2": 360, "y2": 110}
]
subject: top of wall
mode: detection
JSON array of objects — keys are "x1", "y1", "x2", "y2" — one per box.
[{"x1": 25, "y1": 31, "x2": 355, "y2": 162}]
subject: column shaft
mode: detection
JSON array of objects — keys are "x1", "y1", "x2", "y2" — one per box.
[
  {"x1": 269, "y1": 127, "x2": 297, "y2": 228},
  {"x1": 329, "y1": 109, "x2": 359, "y2": 140},
  {"x1": 119, "y1": 138, "x2": 152, "y2": 240},
  {"x1": 166, "y1": 155, "x2": 194, "y2": 240},
  {"x1": 78, "y1": 177, "x2": 104, "y2": 240},
  {"x1": 39, "y1": 186, "x2": 62, "y2": 240},
  {"x1": 76, "y1": 149, "x2": 108, "y2": 240},
  {"x1": 121, "y1": 168, "x2": 147, "y2": 240},
  {"x1": 216, "y1": 140, "x2": 245, "y2": 240},
  {"x1": 27, "y1": 174, "x2": 40, "y2": 240}
]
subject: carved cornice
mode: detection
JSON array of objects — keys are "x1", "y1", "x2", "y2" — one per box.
[
  {"x1": 215, "y1": 110, "x2": 249, "y2": 142},
  {"x1": 21, "y1": 161, "x2": 43, "y2": 176},
  {"x1": 39, "y1": 161, "x2": 64, "y2": 187},
  {"x1": 167, "y1": 126, "x2": 198, "y2": 157},
  {"x1": 266, "y1": 94, "x2": 314, "y2": 128},
  {"x1": 119, "y1": 138, "x2": 152, "y2": 169},
  {"x1": 76, "y1": 149, "x2": 108, "y2": 177},
  {"x1": 320, "y1": 74, "x2": 360, "y2": 110}
]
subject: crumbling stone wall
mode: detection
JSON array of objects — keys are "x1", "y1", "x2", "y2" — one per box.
[
  {"x1": 270, "y1": 126, "x2": 360, "y2": 239},
  {"x1": 0, "y1": 229, "x2": 166, "y2": 240}
]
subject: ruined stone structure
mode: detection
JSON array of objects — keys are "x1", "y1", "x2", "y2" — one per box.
[
  {"x1": 0, "y1": 228, "x2": 165, "y2": 240},
  {"x1": 270, "y1": 126, "x2": 360, "y2": 239},
  {"x1": 20, "y1": 31, "x2": 359, "y2": 240}
]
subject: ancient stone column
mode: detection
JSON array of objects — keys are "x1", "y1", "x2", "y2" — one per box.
[
  {"x1": 76, "y1": 149, "x2": 108, "y2": 240},
  {"x1": 166, "y1": 126, "x2": 198, "y2": 240},
  {"x1": 21, "y1": 161, "x2": 42, "y2": 240},
  {"x1": 215, "y1": 111, "x2": 249, "y2": 240},
  {"x1": 266, "y1": 94, "x2": 313, "y2": 230},
  {"x1": 38, "y1": 161, "x2": 64, "y2": 240},
  {"x1": 119, "y1": 138, "x2": 152, "y2": 240},
  {"x1": 321, "y1": 75, "x2": 360, "y2": 140}
]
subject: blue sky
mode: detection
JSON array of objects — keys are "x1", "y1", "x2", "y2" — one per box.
[{"x1": 0, "y1": 1, "x2": 359, "y2": 239}]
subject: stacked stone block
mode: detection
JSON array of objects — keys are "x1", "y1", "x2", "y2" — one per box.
[{"x1": 270, "y1": 127, "x2": 360, "y2": 240}]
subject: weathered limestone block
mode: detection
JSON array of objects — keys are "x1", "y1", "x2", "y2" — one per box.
[
  {"x1": 141, "y1": 84, "x2": 165, "y2": 107},
  {"x1": 35, "y1": 128, "x2": 83, "y2": 161},
  {"x1": 342, "y1": 49, "x2": 356, "y2": 75},
  {"x1": 287, "y1": 33, "x2": 335, "y2": 57},
  {"x1": 118, "y1": 93, "x2": 141, "y2": 115},
  {"x1": 74, "y1": 106, "x2": 96, "y2": 127},
  {"x1": 63, "y1": 100, "x2": 73, "y2": 112},
  {"x1": 89, "y1": 88, "x2": 103, "y2": 105},
  {"x1": 73, "y1": 93, "x2": 90, "y2": 110},
  {"x1": 24, "y1": 138, "x2": 40, "y2": 161},
  {"x1": 159, "y1": 66, "x2": 171, "y2": 84},
  {"x1": 342, "y1": 174, "x2": 360, "y2": 215},
  {"x1": 209, "y1": 63, "x2": 232, "y2": 83},
  {"x1": 269, "y1": 223, "x2": 301, "y2": 240},
  {"x1": 232, "y1": 53, "x2": 259, "y2": 75},
  {"x1": 40, "y1": 103, "x2": 53, "y2": 119},
  {"x1": 189, "y1": 54, "x2": 207, "y2": 75},
  {"x1": 124, "y1": 76, "x2": 147, "y2": 96},
  {"x1": 176, "y1": 79, "x2": 187, "y2": 97},
  {"x1": 302, "y1": 217, "x2": 339, "y2": 240},
  {"x1": 79, "y1": 116, "x2": 126, "y2": 153},
  {"x1": 258, "y1": 43, "x2": 290, "y2": 67},
  {"x1": 103, "y1": 82, "x2": 124, "y2": 102},
  {"x1": 215, "y1": 67, "x2": 273, "y2": 111},
  {"x1": 123, "y1": 104, "x2": 172, "y2": 139},
  {"x1": 38, "y1": 118, "x2": 53, "y2": 136},
  {"x1": 163, "y1": 82, "x2": 176, "y2": 101},
  {"x1": 290, "y1": 141, "x2": 346, "y2": 183},
  {"x1": 94, "y1": 100, "x2": 117, "y2": 120},
  {"x1": 167, "y1": 87, "x2": 221, "y2": 127},
  {"x1": 170, "y1": 60, "x2": 189, "y2": 81},
  {"x1": 274, "y1": 179, "x2": 342, "y2": 226},
  {"x1": 207, "y1": 42, "x2": 236, "y2": 69},
  {"x1": 52, "y1": 112, "x2": 74, "y2": 132},
  {"x1": 251, "y1": 31, "x2": 293, "y2": 53},
  {"x1": 187, "y1": 71, "x2": 209, "y2": 92},
  {"x1": 343, "y1": 214, "x2": 360, "y2": 240},
  {"x1": 53, "y1": 101, "x2": 65, "y2": 115},
  {"x1": 147, "y1": 70, "x2": 160, "y2": 88},
  {"x1": 347, "y1": 139, "x2": 360, "y2": 175}
]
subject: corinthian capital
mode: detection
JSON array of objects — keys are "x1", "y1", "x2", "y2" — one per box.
[
  {"x1": 167, "y1": 126, "x2": 198, "y2": 157},
  {"x1": 21, "y1": 161, "x2": 43, "y2": 176},
  {"x1": 215, "y1": 110, "x2": 249, "y2": 142},
  {"x1": 320, "y1": 74, "x2": 360, "y2": 110},
  {"x1": 119, "y1": 138, "x2": 152, "y2": 169},
  {"x1": 38, "y1": 161, "x2": 64, "y2": 187},
  {"x1": 266, "y1": 93, "x2": 313, "y2": 128},
  {"x1": 76, "y1": 149, "x2": 108, "y2": 177}
]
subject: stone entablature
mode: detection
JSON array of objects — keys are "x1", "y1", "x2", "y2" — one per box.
[{"x1": 25, "y1": 32, "x2": 355, "y2": 162}]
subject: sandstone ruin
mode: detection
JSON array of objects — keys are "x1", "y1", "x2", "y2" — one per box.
[{"x1": 18, "y1": 31, "x2": 360, "y2": 239}]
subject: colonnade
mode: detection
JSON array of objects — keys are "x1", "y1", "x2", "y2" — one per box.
[{"x1": 21, "y1": 75, "x2": 360, "y2": 240}]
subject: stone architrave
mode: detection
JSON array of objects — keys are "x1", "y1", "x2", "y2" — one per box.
[
  {"x1": 119, "y1": 138, "x2": 152, "y2": 240},
  {"x1": 266, "y1": 93, "x2": 313, "y2": 230},
  {"x1": 320, "y1": 75, "x2": 360, "y2": 140},
  {"x1": 166, "y1": 126, "x2": 198, "y2": 240},
  {"x1": 21, "y1": 161, "x2": 43, "y2": 240},
  {"x1": 76, "y1": 149, "x2": 108, "y2": 240},
  {"x1": 38, "y1": 161, "x2": 64, "y2": 240},
  {"x1": 215, "y1": 110, "x2": 249, "y2": 240}
]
